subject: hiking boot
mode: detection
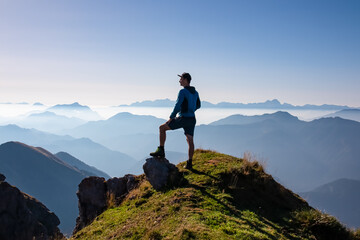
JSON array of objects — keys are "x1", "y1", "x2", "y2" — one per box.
[
  {"x1": 184, "y1": 159, "x2": 192, "y2": 170},
  {"x1": 150, "y1": 146, "x2": 165, "y2": 158}
]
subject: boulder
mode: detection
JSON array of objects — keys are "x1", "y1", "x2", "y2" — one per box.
[
  {"x1": 0, "y1": 180, "x2": 64, "y2": 240},
  {"x1": 143, "y1": 157, "x2": 182, "y2": 191}
]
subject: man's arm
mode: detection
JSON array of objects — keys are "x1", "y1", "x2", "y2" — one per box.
[
  {"x1": 196, "y1": 95, "x2": 201, "y2": 110},
  {"x1": 169, "y1": 90, "x2": 185, "y2": 119}
]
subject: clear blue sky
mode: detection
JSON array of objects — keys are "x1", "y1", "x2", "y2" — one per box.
[{"x1": 1, "y1": 0, "x2": 359, "y2": 106}]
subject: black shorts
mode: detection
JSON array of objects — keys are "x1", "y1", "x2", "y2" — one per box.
[{"x1": 167, "y1": 117, "x2": 196, "y2": 136}]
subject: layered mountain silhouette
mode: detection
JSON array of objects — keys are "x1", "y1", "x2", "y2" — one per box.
[
  {"x1": 0, "y1": 124, "x2": 136, "y2": 176},
  {"x1": 301, "y1": 178, "x2": 360, "y2": 229},
  {"x1": 63, "y1": 111, "x2": 360, "y2": 194},
  {"x1": 195, "y1": 114, "x2": 360, "y2": 192},
  {"x1": 65, "y1": 112, "x2": 166, "y2": 159},
  {"x1": 0, "y1": 141, "x2": 87, "y2": 234},
  {"x1": 55, "y1": 151, "x2": 110, "y2": 179},
  {"x1": 2, "y1": 110, "x2": 360, "y2": 230},
  {"x1": 68, "y1": 112, "x2": 164, "y2": 136},
  {"x1": 13, "y1": 111, "x2": 86, "y2": 133},
  {"x1": 324, "y1": 109, "x2": 360, "y2": 122}
]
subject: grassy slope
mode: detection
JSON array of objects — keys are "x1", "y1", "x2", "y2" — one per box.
[{"x1": 71, "y1": 150, "x2": 360, "y2": 240}]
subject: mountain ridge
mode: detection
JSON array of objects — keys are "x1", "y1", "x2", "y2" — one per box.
[
  {"x1": 119, "y1": 98, "x2": 355, "y2": 110},
  {"x1": 0, "y1": 124, "x2": 136, "y2": 177},
  {"x1": 0, "y1": 141, "x2": 86, "y2": 234},
  {"x1": 55, "y1": 151, "x2": 110, "y2": 179},
  {"x1": 301, "y1": 178, "x2": 360, "y2": 229}
]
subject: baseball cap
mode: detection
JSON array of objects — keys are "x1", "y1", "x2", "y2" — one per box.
[{"x1": 177, "y1": 72, "x2": 192, "y2": 82}]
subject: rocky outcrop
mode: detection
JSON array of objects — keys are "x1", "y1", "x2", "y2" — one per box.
[
  {"x1": 74, "y1": 174, "x2": 138, "y2": 233},
  {"x1": 143, "y1": 157, "x2": 182, "y2": 190},
  {"x1": 74, "y1": 158, "x2": 183, "y2": 233},
  {"x1": 73, "y1": 176, "x2": 107, "y2": 233},
  {"x1": 0, "y1": 175, "x2": 64, "y2": 240}
]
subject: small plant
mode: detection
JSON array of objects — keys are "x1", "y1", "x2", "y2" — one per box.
[
  {"x1": 241, "y1": 152, "x2": 266, "y2": 175},
  {"x1": 181, "y1": 229, "x2": 196, "y2": 239},
  {"x1": 293, "y1": 209, "x2": 353, "y2": 240},
  {"x1": 148, "y1": 230, "x2": 163, "y2": 240}
]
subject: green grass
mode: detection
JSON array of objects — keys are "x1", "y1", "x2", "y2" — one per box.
[{"x1": 71, "y1": 149, "x2": 359, "y2": 240}]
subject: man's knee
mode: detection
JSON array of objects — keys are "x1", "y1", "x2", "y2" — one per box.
[
  {"x1": 160, "y1": 124, "x2": 170, "y2": 132},
  {"x1": 186, "y1": 134, "x2": 194, "y2": 144}
]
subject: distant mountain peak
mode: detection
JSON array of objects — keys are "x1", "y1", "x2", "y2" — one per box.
[
  {"x1": 209, "y1": 111, "x2": 299, "y2": 126},
  {"x1": 33, "y1": 102, "x2": 44, "y2": 106},
  {"x1": 109, "y1": 112, "x2": 162, "y2": 121},
  {"x1": 272, "y1": 111, "x2": 298, "y2": 119},
  {"x1": 49, "y1": 102, "x2": 89, "y2": 110},
  {"x1": 266, "y1": 99, "x2": 281, "y2": 104}
]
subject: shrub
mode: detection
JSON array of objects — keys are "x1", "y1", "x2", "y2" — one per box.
[{"x1": 293, "y1": 209, "x2": 353, "y2": 240}]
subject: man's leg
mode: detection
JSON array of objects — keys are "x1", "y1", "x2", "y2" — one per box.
[
  {"x1": 185, "y1": 134, "x2": 194, "y2": 169},
  {"x1": 150, "y1": 122, "x2": 171, "y2": 157},
  {"x1": 186, "y1": 134, "x2": 194, "y2": 159},
  {"x1": 160, "y1": 123, "x2": 171, "y2": 146}
]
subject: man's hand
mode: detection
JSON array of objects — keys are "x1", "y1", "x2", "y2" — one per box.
[{"x1": 166, "y1": 118, "x2": 173, "y2": 124}]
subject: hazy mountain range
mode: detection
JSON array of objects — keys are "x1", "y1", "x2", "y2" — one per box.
[
  {"x1": 119, "y1": 98, "x2": 355, "y2": 110},
  {"x1": 55, "y1": 151, "x2": 110, "y2": 179},
  {"x1": 0, "y1": 124, "x2": 136, "y2": 177},
  {"x1": 64, "y1": 112, "x2": 165, "y2": 159},
  {"x1": 196, "y1": 112, "x2": 360, "y2": 192},
  {"x1": 301, "y1": 178, "x2": 360, "y2": 228},
  {"x1": 324, "y1": 109, "x2": 360, "y2": 122},
  {"x1": 59, "y1": 111, "x2": 360, "y2": 193},
  {"x1": 47, "y1": 102, "x2": 101, "y2": 121},
  {"x1": 0, "y1": 142, "x2": 86, "y2": 234},
  {"x1": 8, "y1": 111, "x2": 86, "y2": 134},
  {"x1": 2, "y1": 99, "x2": 358, "y2": 110},
  {"x1": 1, "y1": 107, "x2": 360, "y2": 229},
  {"x1": 3, "y1": 110, "x2": 360, "y2": 192}
]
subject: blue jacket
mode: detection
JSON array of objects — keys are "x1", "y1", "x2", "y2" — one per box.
[{"x1": 170, "y1": 86, "x2": 201, "y2": 119}]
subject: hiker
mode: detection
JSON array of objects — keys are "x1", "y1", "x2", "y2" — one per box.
[{"x1": 150, "y1": 72, "x2": 201, "y2": 169}]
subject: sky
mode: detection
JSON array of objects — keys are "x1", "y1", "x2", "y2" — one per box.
[{"x1": 0, "y1": 0, "x2": 359, "y2": 107}]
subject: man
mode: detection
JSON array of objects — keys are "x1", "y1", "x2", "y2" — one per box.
[{"x1": 150, "y1": 72, "x2": 201, "y2": 169}]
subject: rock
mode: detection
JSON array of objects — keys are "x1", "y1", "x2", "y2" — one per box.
[
  {"x1": 106, "y1": 174, "x2": 137, "y2": 201},
  {"x1": 0, "y1": 181, "x2": 64, "y2": 240},
  {"x1": 143, "y1": 157, "x2": 182, "y2": 191},
  {"x1": 125, "y1": 174, "x2": 137, "y2": 191},
  {"x1": 0, "y1": 173, "x2": 5, "y2": 182},
  {"x1": 74, "y1": 176, "x2": 107, "y2": 233},
  {"x1": 107, "y1": 177, "x2": 127, "y2": 198},
  {"x1": 74, "y1": 174, "x2": 139, "y2": 233}
]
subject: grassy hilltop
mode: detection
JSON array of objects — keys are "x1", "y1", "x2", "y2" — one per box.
[{"x1": 71, "y1": 150, "x2": 360, "y2": 240}]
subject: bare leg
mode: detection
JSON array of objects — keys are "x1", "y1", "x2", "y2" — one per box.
[
  {"x1": 186, "y1": 134, "x2": 194, "y2": 160},
  {"x1": 159, "y1": 123, "x2": 171, "y2": 146}
]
